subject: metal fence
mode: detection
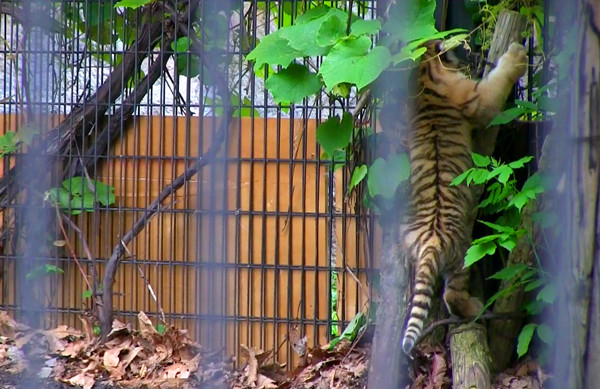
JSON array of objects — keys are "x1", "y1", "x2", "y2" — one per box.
[{"x1": 0, "y1": 0, "x2": 378, "y2": 366}]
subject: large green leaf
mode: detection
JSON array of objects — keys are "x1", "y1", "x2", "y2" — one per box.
[
  {"x1": 382, "y1": 0, "x2": 437, "y2": 43},
  {"x1": 367, "y1": 153, "x2": 410, "y2": 199},
  {"x1": 279, "y1": 6, "x2": 347, "y2": 56},
  {"x1": 472, "y1": 153, "x2": 491, "y2": 168},
  {"x1": 246, "y1": 34, "x2": 303, "y2": 71},
  {"x1": 350, "y1": 19, "x2": 381, "y2": 36},
  {"x1": 265, "y1": 64, "x2": 322, "y2": 104},
  {"x1": 316, "y1": 113, "x2": 353, "y2": 158},
  {"x1": 464, "y1": 241, "x2": 496, "y2": 267},
  {"x1": 316, "y1": 14, "x2": 346, "y2": 47},
  {"x1": 319, "y1": 36, "x2": 391, "y2": 90},
  {"x1": 114, "y1": 0, "x2": 152, "y2": 9}
]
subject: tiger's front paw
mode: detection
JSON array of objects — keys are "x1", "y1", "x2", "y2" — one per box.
[{"x1": 498, "y1": 43, "x2": 528, "y2": 81}]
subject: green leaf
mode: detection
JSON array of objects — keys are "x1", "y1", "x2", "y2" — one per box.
[
  {"x1": 470, "y1": 168, "x2": 489, "y2": 185},
  {"x1": 316, "y1": 113, "x2": 353, "y2": 157},
  {"x1": 471, "y1": 234, "x2": 503, "y2": 245},
  {"x1": 521, "y1": 269, "x2": 538, "y2": 282},
  {"x1": 517, "y1": 323, "x2": 537, "y2": 358},
  {"x1": 0, "y1": 131, "x2": 18, "y2": 155},
  {"x1": 450, "y1": 168, "x2": 473, "y2": 186},
  {"x1": 329, "y1": 312, "x2": 366, "y2": 350},
  {"x1": 488, "y1": 107, "x2": 528, "y2": 127},
  {"x1": 509, "y1": 173, "x2": 545, "y2": 211},
  {"x1": 44, "y1": 264, "x2": 64, "y2": 275},
  {"x1": 536, "y1": 324, "x2": 553, "y2": 345},
  {"x1": 391, "y1": 46, "x2": 427, "y2": 65},
  {"x1": 316, "y1": 14, "x2": 346, "y2": 46},
  {"x1": 294, "y1": 5, "x2": 331, "y2": 24},
  {"x1": 331, "y1": 83, "x2": 352, "y2": 98},
  {"x1": 523, "y1": 300, "x2": 544, "y2": 315},
  {"x1": 94, "y1": 180, "x2": 116, "y2": 206},
  {"x1": 157, "y1": 323, "x2": 166, "y2": 334},
  {"x1": 488, "y1": 165, "x2": 513, "y2": 185},
  {"x1": 464, "y1": 241, "x2": 496, "y2": 267},
  {"x1": 523, "y1": 278, "x2": 544, "y2": 292},
  {"x1": 348, "y1": 165, "x2": 368, "y2": 193},
  {"x1": 63, "y1": 177, "x2": 86, "y2": 195},
  {"x1": 350, "y1": 19, "x2": 381, "y2": 36},
  {"x1": 319, "y1": 36, "x2": 392, "y2": 90},
  {"x1": 537, "y1": 282, "x2": 557, "y2": 304},
  {"x1": 382, "y1": 0, "x2": 437, "y2": 43},
  {"x1": 478, "y1": 220, "x2": 515, "y2": 234},
  {"x1": 472, "y1": 153, "x2": 491, "y2": 167},
  {"x1": 330, "y1": 149, "x2": 347, "y2": 171},
  {"x1": 497, "y1": 235, "x2": 518, "y2": 251},
  {"x1": 47, "y1": 187, "x2": 72, "y2": 210},
  {"x1": 82, "y1": 290, "x2": 93, "y2": 299},
  {"x1": 508, "y1": 155, "x2": 534, "y2": 169},
  {"x1": 367, "y1": 154, "x2": 410, "y2": 199},
  {"x1": 265, "y1": 64, "x2": 322, "y2": 104},
  {"x1": 114, "y1": 0, "x2": 152, "y2": 9},
  {"x1": 522, "y1": 173, "x2": 545, "y2": 194},
  {"x1": 81, "y1": 192, "x2": 97, "y2": 211},
  {"x1": 516, "y1": 99, "x2": 538, "y2": 110},
  {"x1": 487, "y1": 264, "x2": 528, "y2": 280},
  {"x1": 246, "y1": 33, "x2": 303, "y2": 71},
  {"x1": 280, "y1": 7, "x2": 347, "y2": 56}
]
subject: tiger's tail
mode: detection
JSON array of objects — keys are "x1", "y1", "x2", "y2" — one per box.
[{"x1": 402, "y1": 244, "x2": 441, "y2": 355}]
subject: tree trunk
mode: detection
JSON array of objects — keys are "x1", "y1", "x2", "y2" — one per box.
[
  {"x1": 487, "y1": 205, "x2": 533, "y2": 372},
  {"x1": 367, "y1": 223, "x2": 411, "y2": 388},
  {"x1": 550, "y1": 1, "x2": 600, "y2": 388},
  {"x1": 449, "y1": 10, "x2": 527, "y2": 387},
  {"x1": 449, "y1": 323, "x2": 492, "y2": 389}
]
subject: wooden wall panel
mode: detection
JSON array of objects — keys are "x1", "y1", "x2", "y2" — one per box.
[{"x1": 0, "y1": 114, "x2": 374, "y2": 366}]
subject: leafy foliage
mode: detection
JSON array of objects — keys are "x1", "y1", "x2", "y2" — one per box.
[
  {"x1": 329, "y1": 311, "x2": 366, "y2": 350},
  {"x1": 45, "y1": 177, "x2": 116, "y2": 215}
]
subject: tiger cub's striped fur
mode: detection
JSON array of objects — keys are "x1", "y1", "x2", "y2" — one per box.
[{"x1": 401, "y1": 41, "x2": 527, "y2": 354}]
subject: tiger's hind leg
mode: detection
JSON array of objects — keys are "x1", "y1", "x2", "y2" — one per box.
[{"x1": 443, "y1": 268, "x2": 483, "y2": 318}]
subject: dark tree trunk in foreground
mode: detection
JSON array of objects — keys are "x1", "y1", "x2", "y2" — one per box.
[{"x1": 550, "y1": 1, "x2": 600, "y2": 388}]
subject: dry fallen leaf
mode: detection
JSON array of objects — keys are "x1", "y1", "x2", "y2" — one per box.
[
  {"x1": 67, "y1": 371, "x2": 95, "y2": 389},
  {"x1": 241, "y1": 345, "x2": 259, "y2": 385},
  {"x1": 427, "y1": 353, "x2": 448, "y2": 389}
]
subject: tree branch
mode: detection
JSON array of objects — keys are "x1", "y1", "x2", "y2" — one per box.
[
  {"x1": 0, "y1": 2, "x2": 166, "y2": 208},
  {"x1": 98, "y1": 0, "x2": 235, "y2": 338}
]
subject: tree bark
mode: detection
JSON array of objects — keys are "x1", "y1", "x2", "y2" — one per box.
[
  {"x1": 367, "y1": 222, "x2": 410, "y2": 389},
  {"x1": 550, "y1": 1, "x2": 600, "y2": 388},
  {"x1": 487, "y1": 206, "x2": 533, "y2": 372},
  {"x1": 449, "y1": 323, "x2": 492, "y2": 389},
  {"x1": 450, "y1": 10, "x2": 527, "y2": 387}
]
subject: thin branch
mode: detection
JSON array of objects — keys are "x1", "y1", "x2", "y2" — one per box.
[
  {"x1": 55, "y1": 208, "x2": 94, "y2": 295},
  {"x1": 60, "y1": 213, "x2": 99, "y2": 294}
]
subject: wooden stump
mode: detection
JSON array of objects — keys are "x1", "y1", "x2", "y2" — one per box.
[{"x1": 449, "y1": 323, "x2": 492, "y2": 389}]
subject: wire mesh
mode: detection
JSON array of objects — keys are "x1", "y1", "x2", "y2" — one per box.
[{"x1": 0, "y1": 0, "x2": 378, "y2": 366}]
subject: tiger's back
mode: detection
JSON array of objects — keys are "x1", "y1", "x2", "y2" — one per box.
[{"x1": 401, "y1": 41, "x2": 527, "y2": 354}]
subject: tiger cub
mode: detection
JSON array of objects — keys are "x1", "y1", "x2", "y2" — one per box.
[{"x1": 401, "y1": 41, "x2": 527, "y2": 354}]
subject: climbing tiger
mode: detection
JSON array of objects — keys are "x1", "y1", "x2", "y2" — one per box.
[{"x1": 401, "y1": 40, "x2": 528, "y2": 354}]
